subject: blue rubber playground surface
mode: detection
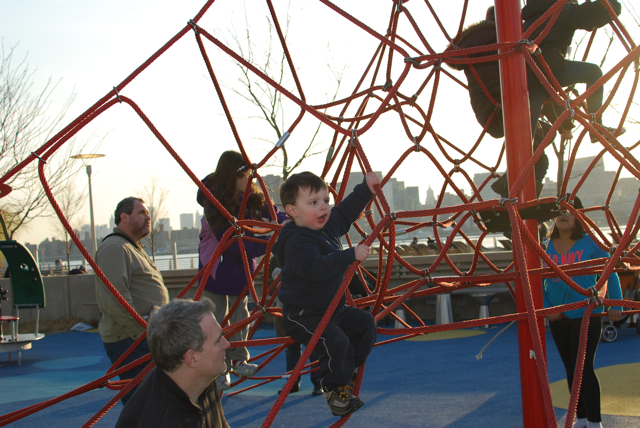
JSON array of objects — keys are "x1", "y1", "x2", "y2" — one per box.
[{"x1": 0, "y1": 321, "x2": 638, "y2": 427}]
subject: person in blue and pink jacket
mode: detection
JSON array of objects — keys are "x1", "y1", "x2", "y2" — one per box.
[{"x1": 544, "y1": 196, "x2": 621, "y2": 428}]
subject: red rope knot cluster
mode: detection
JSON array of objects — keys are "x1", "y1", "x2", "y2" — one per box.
[
  {"x1": 499, "y1": 197, "x2": 518, "y2": 208},
  {"x1": 513, "y1": 38, "x2": 541, "y2": 56},
  {"x1": 586, "y1": 286, "x2": 604, "y2": 307},
  {"x1": 421, "y1": 269, "x2": 432, "y2": 286},
  {"x1": 229, "y1": 217, "x2": 243, "y2": 240},
  {"x1": 564, "y1": 98, "x2": 575, "y2": 121}
]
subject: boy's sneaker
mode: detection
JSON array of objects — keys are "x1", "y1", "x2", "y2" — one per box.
[
  {"x1": 590, "y1": 125, "x2": 626, "y2": 143},
  {"x1": 327, "y1": 385, "x2": 364, "y2": 417},
  {"x1": 490, "y1": 174, "x2": 508, "y2": 198},
  {"x1": 232, "y1": 360, "x2": 258, "y2": 377},
  {"x1": 216, "y1": 373, "x2": 231, "y2": 392}
]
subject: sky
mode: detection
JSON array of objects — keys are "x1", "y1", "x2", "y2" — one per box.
[{"x1": 2, "y1": 0, "x2": 639, "y2": 245}]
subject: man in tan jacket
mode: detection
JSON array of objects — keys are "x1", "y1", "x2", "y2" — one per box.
[{"x1": 95, "y1": 196, "x2": 169, "y2": 405}]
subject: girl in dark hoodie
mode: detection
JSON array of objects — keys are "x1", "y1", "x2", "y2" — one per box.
[{"x1": 196, "y1": 150, "x2": 288, "y2": 390}]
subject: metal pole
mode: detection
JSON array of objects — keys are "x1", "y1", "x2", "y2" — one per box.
[
  {"x1": 494, "y1": 1, "x2": 548, "y2": 427},
  {"x1": 172, "y1": 242, "x2": 178, "y2": 270},
  {"x1": 87, "y1": 165, "x2": 97, "y2": 259}
]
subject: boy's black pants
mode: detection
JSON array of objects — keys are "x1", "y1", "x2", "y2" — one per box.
[{"x1": 283, "y1": 305, "x2": 377, "y2": 391}]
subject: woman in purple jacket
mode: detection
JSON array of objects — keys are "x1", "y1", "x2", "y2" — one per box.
[{"x1": 197, "y1": 151, "x2": 287, "y2": 391}]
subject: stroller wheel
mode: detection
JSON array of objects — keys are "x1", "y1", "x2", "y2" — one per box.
[{"x1": 602, "y1": 325, "x2": 618, "y2": 343}]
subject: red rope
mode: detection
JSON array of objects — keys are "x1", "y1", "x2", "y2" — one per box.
[{"x1": 2, "y1": 1, "x2": 640, "y2": 426}]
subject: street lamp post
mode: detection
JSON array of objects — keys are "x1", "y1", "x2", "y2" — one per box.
[{"x1": 71, "y1": 154, "x2": 105, "y2": 259}]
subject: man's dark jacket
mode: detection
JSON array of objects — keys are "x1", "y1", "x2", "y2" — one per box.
[{"x1": 115, "y1": 367, "x2": 230, "y2": 428}]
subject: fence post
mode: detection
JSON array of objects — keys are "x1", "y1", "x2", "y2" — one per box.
[{"x1": 172, "y1": 242, "x2": 178, "y2": 270}]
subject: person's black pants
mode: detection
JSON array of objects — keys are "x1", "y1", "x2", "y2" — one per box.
[
  {"x1": 283, "y1": 305, "x2": 377, "y2": 391},
  {"x1": 285, "y1": 343, "x2": 321, "y2": 387},
  {"x1": 549, "y1": 316, "x2": 603, "y2": 422}
]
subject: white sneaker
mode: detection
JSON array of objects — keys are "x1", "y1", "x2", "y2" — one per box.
[
  {"x1": 216, "y1": 373, "x2": 231, "y2": 391},
  {"x1": 573, "y1": 417, "x2": 588, "y2": 428},
  {"x1": 232, "y1": 360, "x2": 258, "y2": 377}
]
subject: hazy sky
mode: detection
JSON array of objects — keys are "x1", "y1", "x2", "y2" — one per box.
[{"x1": 2, "y1": 0, "x2": 638, "y2": 245}]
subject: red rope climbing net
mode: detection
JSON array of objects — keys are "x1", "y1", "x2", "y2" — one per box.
[{"x1": 1, "y1": 1, "x2": 640, "y2": 427}]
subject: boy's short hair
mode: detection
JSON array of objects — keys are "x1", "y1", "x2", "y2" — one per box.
[{"x1": 279, "y1": 171, "x2": 327, "y2": 208}]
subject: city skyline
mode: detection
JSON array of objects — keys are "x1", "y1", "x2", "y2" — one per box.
[{"x1": 23, "y1": 154, "x2": 639, "y2": 264}]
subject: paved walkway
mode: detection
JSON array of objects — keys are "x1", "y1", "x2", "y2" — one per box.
[{"x1": 0, "y1": 322, "x2": 638, "y2": 427}]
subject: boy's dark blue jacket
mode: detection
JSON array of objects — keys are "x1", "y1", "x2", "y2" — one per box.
[{"x1": 273, "y1": 179, "x2": 374, "y2": 317}]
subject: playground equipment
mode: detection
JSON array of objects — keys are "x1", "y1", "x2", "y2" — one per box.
[
  {"x1": 1, "y1": 1, "x2": 639, "y2": 427},
  {"x1": 0, "y1": 241, "x2": 46, "y2": 365}
]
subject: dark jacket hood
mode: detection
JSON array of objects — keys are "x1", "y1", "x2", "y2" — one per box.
[
  {"x1": 196, "y1": 173, "x2": 215, "y2": 208},
  {"x1": 272, "y1": 222, "x2": 297, "y2": 268},
  {"x1": 446, "y1": 20, "x2": 496, "y2": 71}
]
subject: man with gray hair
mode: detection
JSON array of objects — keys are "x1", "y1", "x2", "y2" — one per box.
[
  {"x1": 95, "y1": 197, "x2": 170, "y2": 405},
  {"x1": 116, "y1": 298, "x2": 231, "y2": 428}
]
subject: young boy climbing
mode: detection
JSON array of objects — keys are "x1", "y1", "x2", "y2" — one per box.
[{"x1": 273, "y1": 171, "x2": 379, "y2": 417}]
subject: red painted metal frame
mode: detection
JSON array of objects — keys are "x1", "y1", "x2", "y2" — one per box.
[{"x1": 494, "y1": 1, "x2": 549, "y2": 427}]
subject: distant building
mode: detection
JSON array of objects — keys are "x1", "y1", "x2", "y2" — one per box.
[
  {"x1": 406, "y1": 186, "x2": 421, "y2": 211},
  {"x1": 425, "y1": 185, "x2": 436, "y2": 209},
  {"x1": 95, "y1": 224, "x2": 110, "y2": 240},
  {"x1": 109, "y1": 214, "x2": 115, "y2": 230},
  {"x1": 158, "y1": 217, "x2": 172, "y2": 231},
  {"x1": 24, "y1": 243, "x2": 38, "y2": 261},
  {"x1": 79, "y1": 224, "x2": 89, "y2": 241},
  {"x1": 79, "y1": 224, "x2": 110, "y2": 241},
  {"x1": 37, "y1": 237, "x2": 72, "y2": 263},
  {"x1": 382, "y1": 178, "x2": 397, "y2": 212},
  {"x1": 195, "y1": 210, "x2": 202, "y2": 229},
  {"x1": 473, "y1": 171, "x2": 505, "y2": 202},
  {"x1": 169, "y1": 228, "x2": 200, "y2": 254},
  {"x1": 180, "y1": 213, "x2": 194, "y2": 230},
  {"x1": 262, "y1": 174, "x2": 283, "y2": 207}
]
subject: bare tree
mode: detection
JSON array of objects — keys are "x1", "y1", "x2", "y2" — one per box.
[
  {"x1": 220, "y1": 4, "x2": 345, "y2": 180},
  {"x1": 49, "y1": 182, "x2": 86, "y2": 268},
  {"x1": 609, "y1": 1, "x2": 640, "y2": 128},
  {"x1": 137, "y1": 176, "x2": 170, "y2": 261},
  {"x1": 0, "y1": 43, "x2": 102, "y2": 239}
]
